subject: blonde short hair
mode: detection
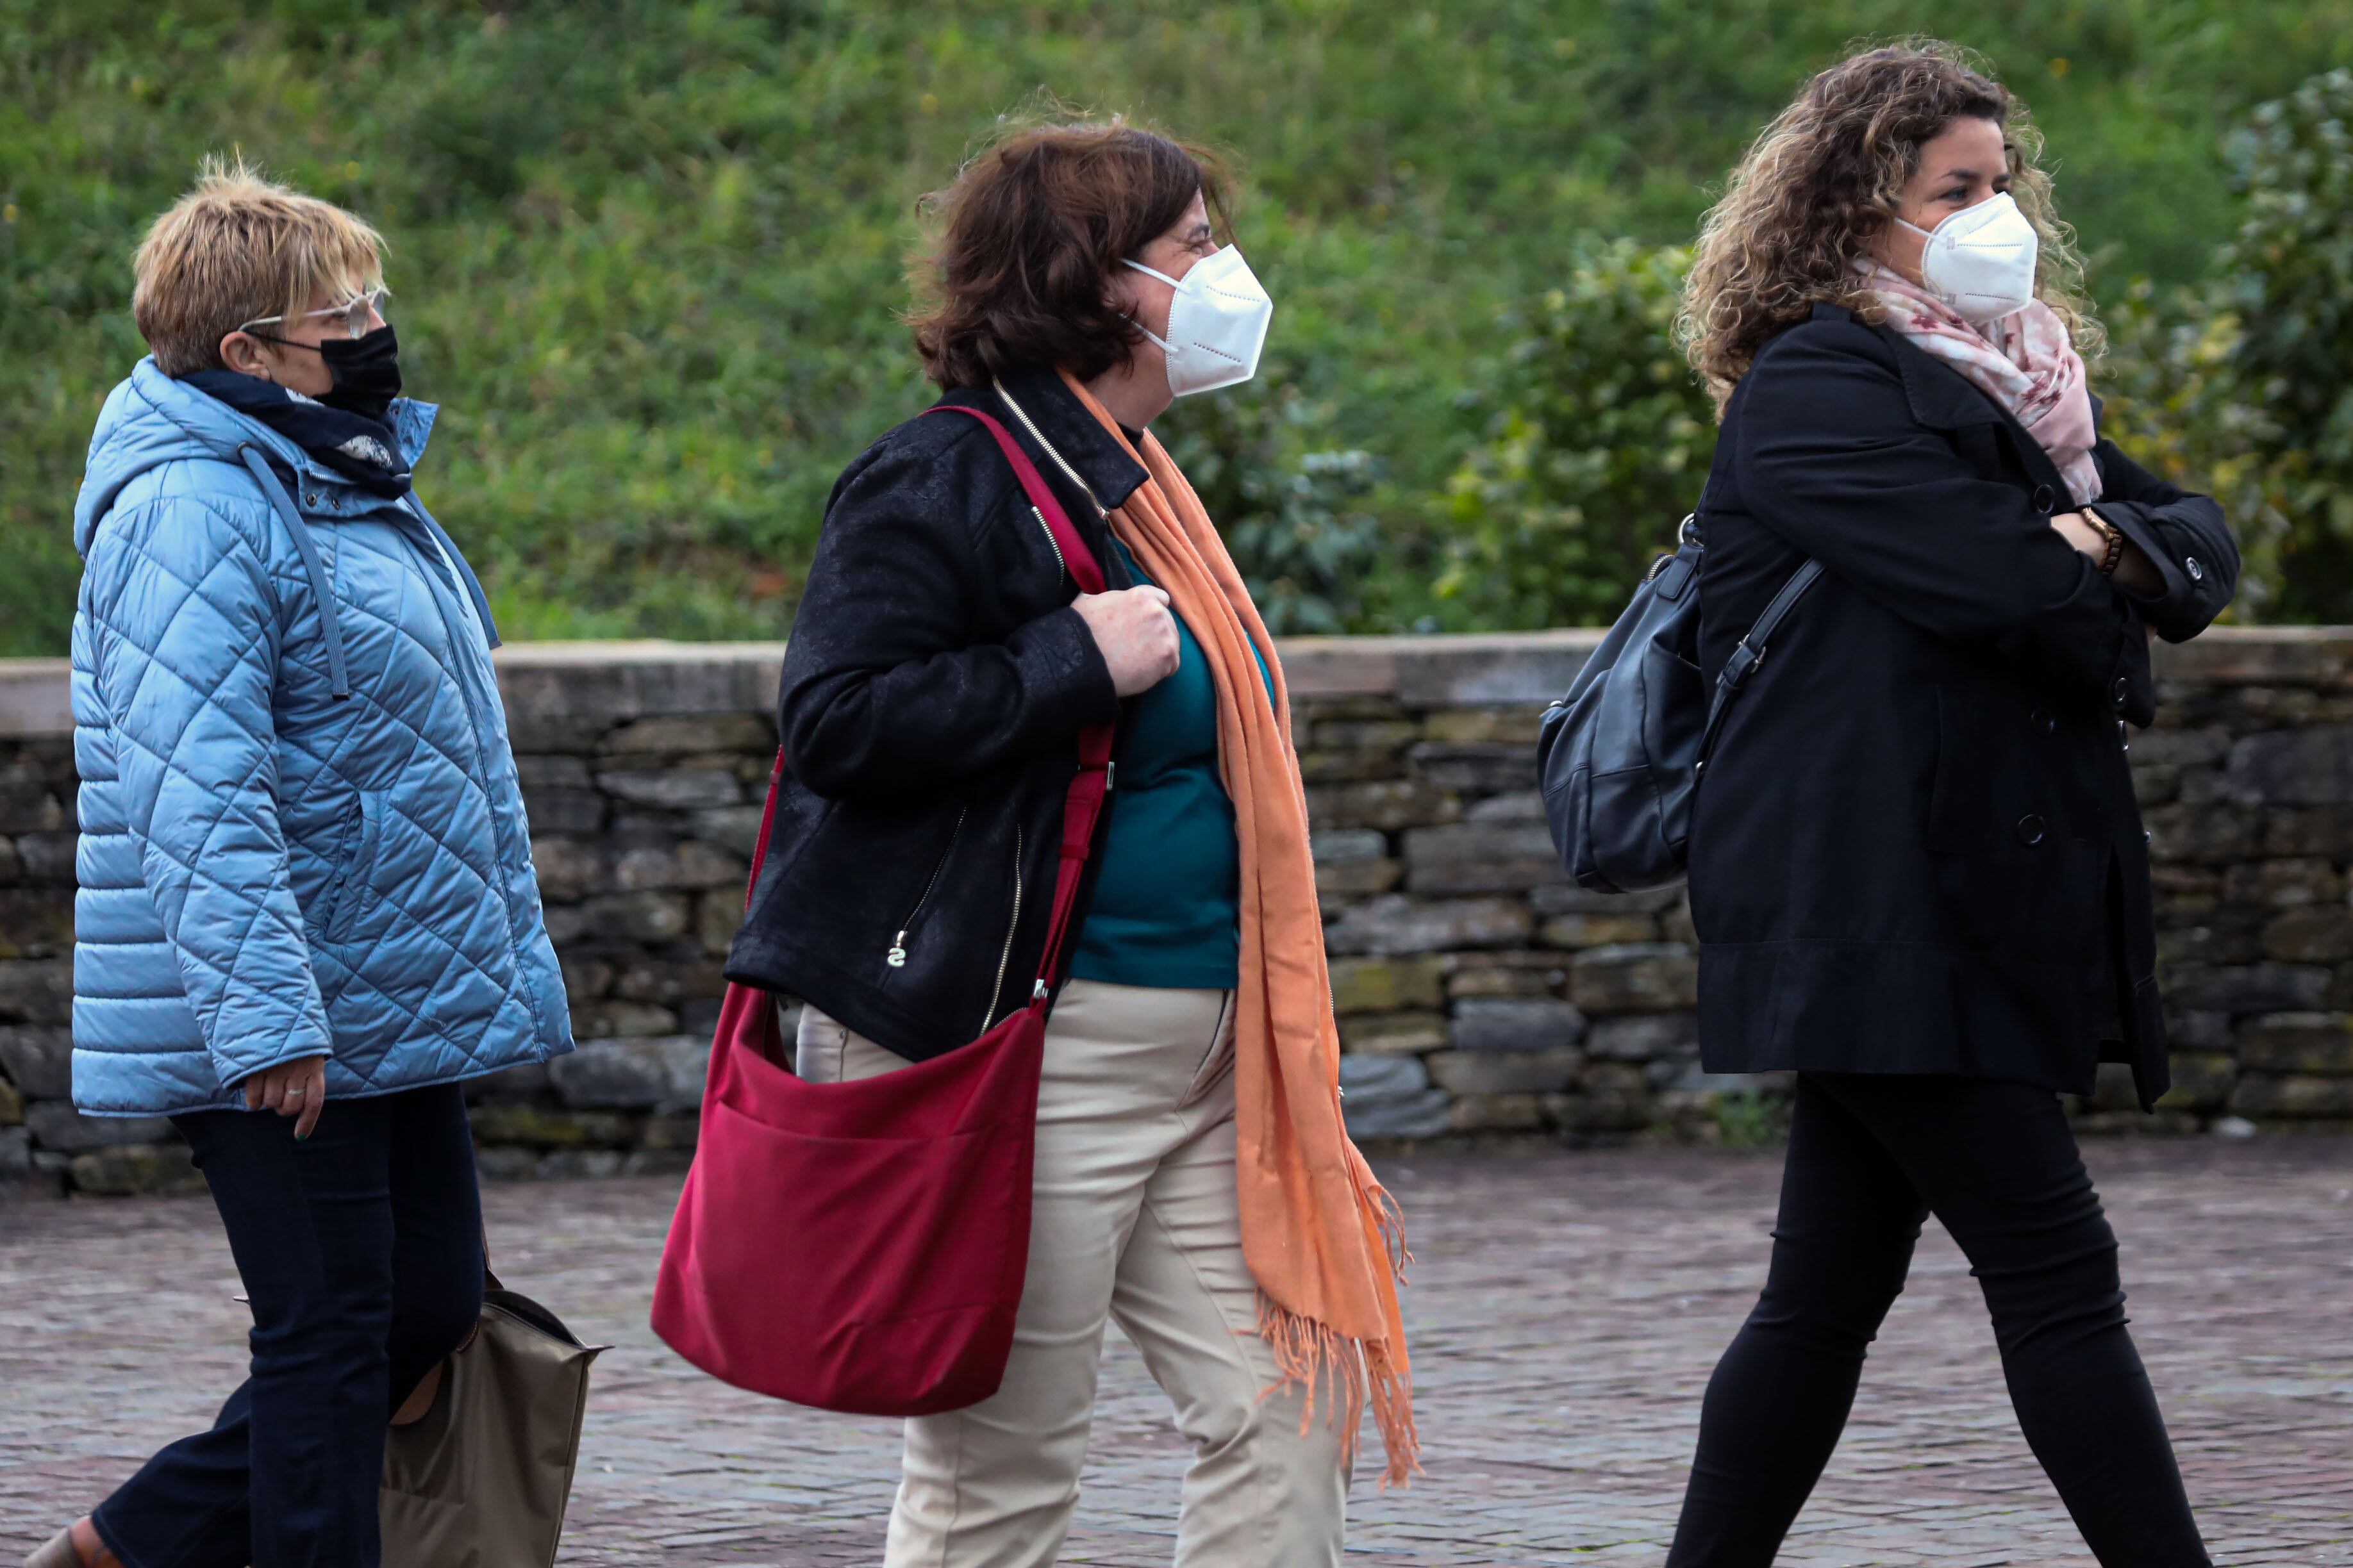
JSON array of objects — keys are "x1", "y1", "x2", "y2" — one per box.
[{"x1": 132, "y1": 156, "x2": 386, "y2": 377}]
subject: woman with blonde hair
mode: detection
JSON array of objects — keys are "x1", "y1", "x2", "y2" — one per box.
[
  {"x1": 1665, "y1": 42, "x2": 2232, "y2": 1567},
  {"x1": 720, "y1": 118, "x2": 1413, "y2": 1565},
  {"x1": 29, "y1": 162, "x2": 572, "y2": 1568}
]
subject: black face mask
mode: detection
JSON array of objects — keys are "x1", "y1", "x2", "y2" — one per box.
[{"x1": 317, "y1": 324, "x2": 403, "y2": 422}]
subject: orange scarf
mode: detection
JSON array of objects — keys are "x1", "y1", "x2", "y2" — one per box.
[{"x1": 1056, "y1": 370, "x2": 1418, "y2": 1486}]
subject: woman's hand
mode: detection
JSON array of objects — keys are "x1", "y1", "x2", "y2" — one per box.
[
  {"x1": 244, "y1": 1054, "x2": 327, "y2": 1139},
  {"x1": 2052, "y1": 511, "x2": 2165, "y2": 598},
  {"x1": 1074, "y1": 586, "x2": 1181, "y2": 697}
]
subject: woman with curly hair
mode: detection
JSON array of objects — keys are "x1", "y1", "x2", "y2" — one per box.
[{"x1": 1664, "y1": 42, "x2": 2233, "y2": 1567}]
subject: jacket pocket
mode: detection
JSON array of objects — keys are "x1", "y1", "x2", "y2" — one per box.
[
  {"x1": 1925, "y1": 685, "x2": 1989, "y2": 853},
  {"x1": 320, "y1": 791, "x2": 385, "y2": 944}
]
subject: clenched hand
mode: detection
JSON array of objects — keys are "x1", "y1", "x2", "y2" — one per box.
[
  {"x1": 244, "y1": 1053, "x2": 327, "y2": 1140},
  {"x1": 1073, "y1": 586, "x2": 1181, "y2": 697}
]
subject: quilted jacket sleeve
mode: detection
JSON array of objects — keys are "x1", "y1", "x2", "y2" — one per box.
[{"x1": 86, "y1": 492, "x2": 333, "y2": 1088}]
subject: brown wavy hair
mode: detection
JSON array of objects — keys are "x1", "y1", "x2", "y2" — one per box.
[
  {"x1": 910, "y1": 117, "x2": 1231, "y2": 390},
  {"x1": 1677, "y1": 40, "x2": 2100, "y2": 408}
]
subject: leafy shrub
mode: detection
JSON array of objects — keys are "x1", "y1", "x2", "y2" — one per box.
[
  {"x1": 1435, "y1": 242, "x2": 1715, "y2": 629},
  {"x1": 2100, "y1": 67, "x2": 2353, "y2": 623},
  {"x1": 1158, "y1": 373, "x2": 1386, "y2": 636}
]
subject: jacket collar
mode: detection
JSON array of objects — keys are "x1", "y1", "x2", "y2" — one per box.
[
  {"x1": 944, "y1": 367, "x2": 1151, "y2": 518},
  {"x1": 1808, "y1": 302, "x2": 2072, "y2": 498}
]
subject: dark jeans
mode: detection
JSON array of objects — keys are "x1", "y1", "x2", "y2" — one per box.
[
  {"x1": 92, "y1": 1083, "x2": 483, "y2": 1568},
  {"x1": 1667, "y1": 1073, "x2": 2209, "y2": 1568}
]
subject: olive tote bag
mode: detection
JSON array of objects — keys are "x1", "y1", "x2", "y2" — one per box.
[{"x1": 379, "y1": 1275, "x2": 606, "y2": 1567}]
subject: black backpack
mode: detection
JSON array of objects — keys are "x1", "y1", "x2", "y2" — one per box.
[{"x1": 1536, "y1": 515, "x2": 1821, "y2": 893}]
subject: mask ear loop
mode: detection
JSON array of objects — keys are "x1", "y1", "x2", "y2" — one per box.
[{"x1": 1118, "y1": 258, "x2": 1183, "y2": 354}]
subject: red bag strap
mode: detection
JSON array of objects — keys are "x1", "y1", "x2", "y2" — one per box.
[
  {"x1": 924, "y1": 400, "x2": 1116, "y2": 1001},
  {"x1": 733, "y1": 401, "x2": 1118, "y2": 1008}
]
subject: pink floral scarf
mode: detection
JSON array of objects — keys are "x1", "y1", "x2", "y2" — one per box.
[{"x1": 1857, "y1": 261, "x2": 2103, "y2": 505}]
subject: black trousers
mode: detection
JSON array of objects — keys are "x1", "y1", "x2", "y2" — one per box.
[
  {"x1": 1667, "y1": 1073, "x2": 2209, "y2": 1567},
  {"x1": 91, "y1": 1084, "x2": 484, "y2": 1568}
]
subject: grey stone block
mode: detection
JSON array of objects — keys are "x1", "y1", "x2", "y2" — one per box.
[
  {"x1": 548, "y1": 1036, "x2": 710, "y2": 1112},
  {"x1": 1323, "y1": 895, "x2": 1533, "y2": 956},
  {"x1": 600, "y1": 714, "x2": 774, "y2": 755},
  {"x1": 1529, "y1": 884, "x2": 1684, "y2": 916},
  {"x1": 1407, "y1": 743, "x2": 1537, "y2": 795},
  {"x1": 26, "y1": 1101, "x2": 173, "y2": 1153},
  {"x1": 578, "y1": 891, "x2": 693, "y2": 944},
  {"x1": 595, "y1": 769, "x2": 744, "y2": 811},
  {"x1": 2165, "y1": 963, "x2": 2332, "y2": 1014},
  {"x1": 2235, "y1": 1013, "x2": 2353, "y2": 1074},
  {"x1": 520, "y1": 789, "x2": 606, "y2": 834},
  {"x1": 1338, "y1": 1053, "x2": 1431, "y2": 1100},
  {"x1": 0, "y1": 1125, "x2": 28, "y2": 1172},
  {"x1": 1402, "y1": 821, "x2": 1565, "y2": 895},
  {"x1": 465, "y1": 1062, "x2": 553, "y2": 1102},
  {"x1": 613, "y1": 839, "x2": 745, "y2": 892},
  {"x1": 1343, "y1": 1091, "x2": 1453, "y2": 1141},
  {"x1": 1569, "y1": 944, "x2": 1700, "y2": 1014},
  {"x1": 70, "y1": 1142, "x2": 202, "y2": 1196},
  {"x1": 1465, "y1": 791, "x2": 1546, "y2": 823},
  {"x1": 513, "y1": 754, "x2": 594, "y2": 789},
  {"x1": 1311, "y1": 829, "x2": 1389, "y2": 864},
  {"x1": 1585, "y1": 1011, "x2": 1701, "y2": 1062},
  {"x1": 1427, "y1": 1046, "x2": 1583, "y2": 1094},
  {"x1": 1449, "y1": 997, "x2": 1586, "y2": 1052},
  {"x1": 2224, "y1": 725, "x2": 2353, "y2": 806},
  {"x1": 0, "y1": 1024, "x2": 74, "y2": 1099},
  {"x1": 688, "y1": 805, "x2": 769, "y2": 857}
]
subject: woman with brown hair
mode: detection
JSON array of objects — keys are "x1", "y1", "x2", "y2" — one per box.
[
  {"x1": 1664, "y1": 41, "x2": 2233, "y2": 1567},
  {"x1": 721, "y1": 118, "x2": 1413, "y2": 1565}
]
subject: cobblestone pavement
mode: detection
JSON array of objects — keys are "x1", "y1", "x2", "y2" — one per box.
[{"x1": 6, "y1": 1141, "x2": 2352, "y2": 1566}]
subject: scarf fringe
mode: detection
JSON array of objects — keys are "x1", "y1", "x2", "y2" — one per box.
[{"x1": 1256, "y1": 1172, "x2": 1420, "y2": 1490}]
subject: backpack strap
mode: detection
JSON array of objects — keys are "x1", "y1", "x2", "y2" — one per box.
[{"x1": 1695, "y1": 559, "x2": 1824, "y2": 776}]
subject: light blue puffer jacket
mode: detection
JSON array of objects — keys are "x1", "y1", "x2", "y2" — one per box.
[{"x1": 70, "y1": 359, "x2": 573, "y2": 1116}]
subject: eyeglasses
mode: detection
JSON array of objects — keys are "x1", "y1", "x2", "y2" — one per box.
[{"x1": 237, "y1": 286, "x2": 388, "y2": 342}]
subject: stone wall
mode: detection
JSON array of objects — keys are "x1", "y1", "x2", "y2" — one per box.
[{"x1": 3, "y1": 628, "x2": 2348, "y2": 1196}]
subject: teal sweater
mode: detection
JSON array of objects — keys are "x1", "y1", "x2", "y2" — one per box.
[{"x1": 1069, "y1": 540, "x2": 1274, "y2": 991}]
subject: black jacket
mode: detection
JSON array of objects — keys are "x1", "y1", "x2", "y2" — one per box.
[
  {"x1": 1690, "y1": 304, "x2": 2237, "y2": 1107},
  {"x1": 725, "y1": 370, "x2": 1151, "y2": 1059}
]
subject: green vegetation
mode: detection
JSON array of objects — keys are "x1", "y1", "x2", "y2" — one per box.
[{"x1": 6, "y1": 1, "x2": 2352, "y2": 654}]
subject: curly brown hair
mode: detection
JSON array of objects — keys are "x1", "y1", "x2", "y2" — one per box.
[
  {"x1": 908, "y1": 117, "x2": 1231, "y2": 390},
  {"x1": 1677, "y1": 40, "x2": 2101, "y2": 408}
]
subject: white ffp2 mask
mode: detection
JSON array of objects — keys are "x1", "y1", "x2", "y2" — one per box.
[
  {"x1": 1124, "y1": 247, "x2": 1273, "y2": 397},
  {"x1": 1899, "y1": 192, "x2": 2041, "y2": 323}
]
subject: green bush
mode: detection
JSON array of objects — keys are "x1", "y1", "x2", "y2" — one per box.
[
  {"x1": 1436, "y1": 242, "x2": 1713, "y2": 629},
  {"x1": 2099, "y1": 68, "x2": 2353, "y2": 623},
  {"x1": 5, "y1": 3, "x2": 2350, "y2": 654}
]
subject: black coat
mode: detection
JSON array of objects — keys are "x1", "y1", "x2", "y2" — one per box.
[
  {"x1": 1690, "y1": 304, "x2": 2237, "y2": 1108},
  {"x1": 725, "y1": 370, "x2": 1150, "y2": 1059}
]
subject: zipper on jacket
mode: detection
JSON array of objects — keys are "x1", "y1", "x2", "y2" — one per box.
[
  {"x1": 886, "y1": 808, "x2": 967, "y2": 968},
  {"x1": 979, "y1": 825, "x2": 1024, "y2": 1033},
  {"x1": 1029, "y1": 506, "x2": 1068, "y2": 580}
]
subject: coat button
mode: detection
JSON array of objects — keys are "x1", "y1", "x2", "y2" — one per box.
[
  {"x1": 2186, "y1": 556, "x2": 2204, "y2": 581},
  {"x1": 2016, "y1": 814, "x2": 2047, "y2": 846},
  {"x1": 2111, "y1": 676, "x2": 2129, "y2": 709},
  {"x1": 2030, "y1": 707, "x2": 2056, "y2": 736},
  {"x1": 2032, "y1": 483, "x2": 2056, "y2": 513}
]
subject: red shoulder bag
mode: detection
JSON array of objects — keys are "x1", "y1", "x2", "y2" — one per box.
[{"x1": 651, "y1": 404, "x2": 1112, "y2": 1415}]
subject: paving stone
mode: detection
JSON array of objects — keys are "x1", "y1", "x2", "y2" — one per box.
[{"x1": 4, "y1": 1142, "x2": 2352, "y2": 1564}]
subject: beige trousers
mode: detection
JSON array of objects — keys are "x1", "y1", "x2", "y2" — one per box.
[{"x1": 792, "y1": 979, "x2": 1351, "y2": 1567}]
